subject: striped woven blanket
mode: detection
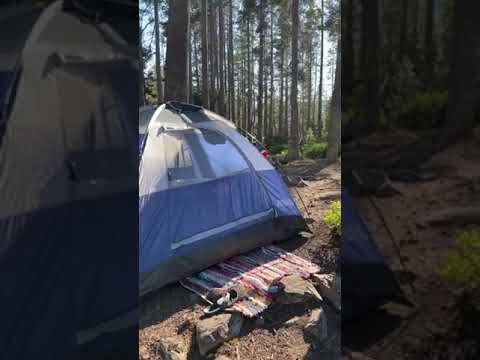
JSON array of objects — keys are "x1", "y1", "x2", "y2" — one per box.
[{"x1": 180, "y1": 245, "x2": 320, "y2": 317}]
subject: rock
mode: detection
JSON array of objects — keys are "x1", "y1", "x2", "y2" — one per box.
[
  {"x1": 156, "y1": 337, "x2": 187, "y2": 360},
  {"x1": 276, "y1": 275, "x2": 323, "y2": 304},
  {"x1": 284, "y1": 175, "x2": 306, "y2": 187},
  {"x1": 284, "y1": 314, "x2": 309, "y2": 327},
  {"x1": 313, "y1": 273, "x2": 341, "y2": 311},
  {"x1": 196, "y1": 313, "x2": 244, "y2": 356},
  {"x1": 304, "y1": 307, "x2": 328, "y2": 342}
]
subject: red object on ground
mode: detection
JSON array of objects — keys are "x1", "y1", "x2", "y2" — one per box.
[{"x1": 260, "y1": 149, "x2": 270, "y2": 158}]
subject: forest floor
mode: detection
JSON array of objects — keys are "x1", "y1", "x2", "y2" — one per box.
[
  {"x1": 139, "y1": 161, "x2": 341, "y2": 360},
  {"x1": 343, "y1": 129, "x2": 480, "y2": 360}
]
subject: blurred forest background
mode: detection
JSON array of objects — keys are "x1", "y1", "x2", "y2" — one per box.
[
  {"x1": 342, "y1": 2, "x2": 480, "y2": 358},
  {"x1": 342, "y1": 0, "x2": 480, "y2": 143},
  {"x1": 140, "y1": 0, "x2": 340, "y2": 161}
]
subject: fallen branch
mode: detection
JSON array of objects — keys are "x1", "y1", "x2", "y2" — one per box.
[
  {"x1": 317, "y1": 190, "x2": 341, "y2": 201},
  {"x1": 424, "y1": 206, "x2": 480, "y2": 225}
]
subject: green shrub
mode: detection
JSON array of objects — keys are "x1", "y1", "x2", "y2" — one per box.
[
  {"x1": 396, "y1": 91, "x2": 448, "y2": 130},
  {"x1": 324, "y1": 200, "x2": 341, "y2": 235},
  {"x1": 441, "y1": 229, "x2": 480, "y2": 308},
  {"x1": 302, "y1": 142, "x2": 327, "y2": 159},
  {"x1": 266, "y1": 136, "x2": 289, "y2": 155},
  {"x1": 269, "y1": 143, "x2": 289, "y2": 155}
]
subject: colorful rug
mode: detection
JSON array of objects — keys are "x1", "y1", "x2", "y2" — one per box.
[{"x1": 180, "y1": 245, "x2": 320, "y2": 317}]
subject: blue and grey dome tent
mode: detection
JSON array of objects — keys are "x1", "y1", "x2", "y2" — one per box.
[
  {"x1": 0, "y1": 2, "x2": 138, "y2": 358},
  {"x1": 140, "y1": 102, "x2": 307, "y2": 295}
]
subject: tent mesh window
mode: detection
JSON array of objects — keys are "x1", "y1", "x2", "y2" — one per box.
[{"x1": 160, "y1": 128, "x2": 249, "y2": 189}]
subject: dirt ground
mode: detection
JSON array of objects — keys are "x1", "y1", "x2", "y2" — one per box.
[
  {"x1": 139, "y1": 161, "x2": 341, "y2": 360},
  {"x1": 343, "y1": 132, "x2": 480, "y2": 359}
]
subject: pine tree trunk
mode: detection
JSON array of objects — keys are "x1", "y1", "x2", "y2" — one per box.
[
  {"x1": 306, "y1": 33, "x2": 312, "y2": 131},
  {"x1": 278, "y1": 45, "x2": 284, "y2": 138},
  {"x1": 219, "y1": 1, "x2": 226, "y2": 115},
  {"x1": 139, "y1": 29, "x2": 146, "y2": 106},
  {"x1": 257, "y1": 0, "x2": 266, "y2": 140},
  {"x1": 360, "y1": 0, "x2": 381, "y2": 134},
  {"x1": 425, "y1": 0, "x2": 435, "y2": 87},
  {"x1": 326, "y1": 36, "x2": 341, "y2": 162},
  {"x1": 342, "y1": 0, "x2": 354, "y2": 102},
  {"x1": 187, "y1": 18, "x2": 192, "y2": 102},
  {"x1": 209, "y1": 3, "x2": 217, "y2": 111},
  {"x1": 247, "y1": 16, "x2": 252, "y2": 132},
  {"x1": 289, "y1": 0, "x2": 300, "y2": 160},
  {"x1": 201, "y1": 0, "x2": 209, "y2": 108},
  {"x1": 228, "y1": 0, "x2": 235, "y2": 122},
  {"x1": 442, "y1": 0, "x2": 480, "y2": 142},
  {"x1": 317, "y1": 0, "x2": 324, "y2": 138},
  {"x1": 284, "y1": 67, "x2": 289, "y2": 138},
  {"x1": 269, "y1": 5, "x2": 274, "y2": 138},
  {"x1": 165, "y1": 0, "x2": 190, "y2": 102},
  {"x1": 154, "y1": 0, "x2": 164, "y2": 104},
  {"x1": 193, "y1": 26, "x2": 200, "y2": 98}
]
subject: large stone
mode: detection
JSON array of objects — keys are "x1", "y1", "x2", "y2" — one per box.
[
  {"x1": 313, "y1": 273, "x2": 341, "y2": 311},
  {"x1": 196, "y1": 313, "x2": 244, "y2": 356},
  {"x1": 156, "y1": 337, "x2": 187, "y2": 360},
  {"x1": 304, "y1": 307, "x2": 328, "y2": 342},
  {"x1": 276, "y1": 275, "x2": 323, "y2": 304}
]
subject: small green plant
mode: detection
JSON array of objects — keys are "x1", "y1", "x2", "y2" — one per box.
[
  {"x1": 441, "y1": 229, "x2": 480, "y2": 308},
  {"x1": 302, "y1": 142, "x2": 327, "y2": 159},
  {"x1": 324, "y1": 200, "x2": 341, "y2": 235}
]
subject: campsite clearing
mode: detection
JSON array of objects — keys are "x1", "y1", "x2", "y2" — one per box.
[
  {"x1": 139, "y1": 161, "x2": 340, "y2": 360},
  {"x1": 343, "y1": 130, "x2": 480, "y2": 359}
]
